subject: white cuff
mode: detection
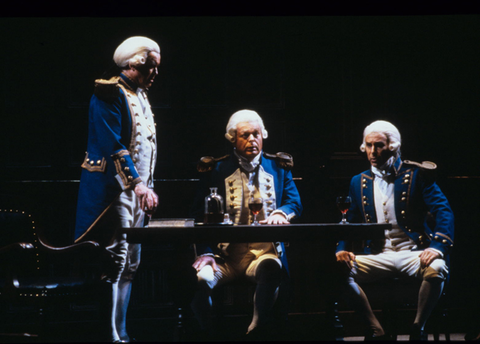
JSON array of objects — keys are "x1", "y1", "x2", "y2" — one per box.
[
  {"x1": 198, "y1": 253, "x2": 215, "y2": 258},
  {"x1": 271, "y1": 209, "x2": 296, "y2": 221}
]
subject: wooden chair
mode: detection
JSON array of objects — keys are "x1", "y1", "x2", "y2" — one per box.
[
  {"x1": 208, "y1": 268, "x2": 291, "y2": 341},
  {"x1": 337, "y1": 233, "x2": 451, "y2": 340},
  {"x1": 359, "y1": 275, "x2": 450, "y2": 340},
  {"x1": 0, "y1": 208, "x2": 109, "y2": 342}
]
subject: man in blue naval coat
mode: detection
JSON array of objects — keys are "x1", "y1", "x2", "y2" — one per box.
[
  {"x1": 336, "y1": 120, "x2": 454, "y2": 341},
  {"x1": 75, "y1": 36, "x2": 160, "y2": 343},
  {"x1": 190, "y1": 109, "x2": 302, "y2": 338}
]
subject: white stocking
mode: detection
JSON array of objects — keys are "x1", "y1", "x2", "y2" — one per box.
[
  {"x1": 413, "y1": 279, "x2": 444, "y2": 330},
  {"x1": 345, "y1": 277, "x2": 384, "y2": 336}
]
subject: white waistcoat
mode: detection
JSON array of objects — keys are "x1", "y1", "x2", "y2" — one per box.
[
  {"x1": 131, "y1": 89, "x2": 157, "y2": 188},
  {"x1": 224, "y1": 165, "x2": 277, "y2": 224},
  {"x1": 373, "y1": 171, "x2": 414, "y2": 251},
  {"x1": 217, "y1": 165, "x2": 280, "y2": 258}
]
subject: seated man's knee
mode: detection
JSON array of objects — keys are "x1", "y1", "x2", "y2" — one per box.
[
  {"x1": 421, "y1": 265, "x2": 447, "y2": 281},
  {"x1": 255, "y1": 259, "x2": 282, "y2": 284},
  {"x1": 196, "y1": 265, "x2": 216, "y2": 287}
]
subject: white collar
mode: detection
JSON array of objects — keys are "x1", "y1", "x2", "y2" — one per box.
[
  {"x1": 371, "y1": 166, "x2": 390, "y2": 179},
  {"x1": 371, "y1": 155, "x2": 396, "y2": 179},
  {"x1": 234, "y1": 149, "x2": 261, "y2": 173}
]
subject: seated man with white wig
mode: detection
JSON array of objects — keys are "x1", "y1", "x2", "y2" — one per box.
[
  {"x1": 335, "y1": 120, "x2": 454, "y2": 341},
  {"x1": 190, "y1": 109, "x2": 302, "y2": 339}
]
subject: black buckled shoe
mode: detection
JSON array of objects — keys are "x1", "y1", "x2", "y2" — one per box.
[
  {"x1": 245, "y1": 326, "x2": 272, "y2": 342},
  {"x1": 409, "y1": 326, "x2": 428, "y2": 341}
]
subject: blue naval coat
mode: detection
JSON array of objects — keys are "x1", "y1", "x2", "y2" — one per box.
[
  {"x1": 192, "y1": 152, "x2": 303, "y2": 273},
  {"x1": 336, "y1": 157, "x2": 454, "y2": 257},
  {"x1": 74, "y1": 74, "x2": 146, "y2": 244}
]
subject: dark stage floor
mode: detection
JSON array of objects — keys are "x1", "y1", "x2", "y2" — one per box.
[{"x1": 0, "y1": 307, "x2": 474, "y2": 343}]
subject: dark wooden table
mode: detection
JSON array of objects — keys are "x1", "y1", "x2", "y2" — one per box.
[
  {"x1": 122, "y1": 223, "x2": 390, "y2": 341},
  {"x1": 123, "y1": 222, "x2": 389, "y2": 244}
]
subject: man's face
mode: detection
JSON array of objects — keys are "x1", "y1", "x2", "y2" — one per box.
[
  {"x1": 131, "y1": 51, "x2": 161, "y2": 89},
  {"x1": 364, "y1": 132, "x2": 394, "y2": 168},
  {"x1": 235, "y1": 121, "x2": 263, "y2": 162}
]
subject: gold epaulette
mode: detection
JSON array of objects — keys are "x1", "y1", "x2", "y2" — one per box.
[
  {"x1": 94, "y1": 77, "x2": 121, "y2": 101},
  {"x1": 197, "y1": 155, "x2": 230, "y2": 172},
  {"x1": 403, "y1": 160, "x2": 437, "y2": 170},
  {"x1": 264, "y1": 152, "x2": 294, "y2": 170}
]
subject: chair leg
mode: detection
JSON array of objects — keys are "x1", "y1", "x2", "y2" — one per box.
[
  {"x1": 431, "y1": 295, "x2": 449, "y2": 341},
  {"x1": 173, "y1": 307, "x2": 185, "y2": 342},
  {"x1": 432, "y1": 310, "x2": 447, "y2": 341},
  {"x1": 326, "y1": 300, "x2": 344, "y2": 341},
  {"x1": 382, "y1": 305, "x2": 398, "y2": 340},
  {"x1": 442, "y1": 307, "x2": 450, "y2": 341}
]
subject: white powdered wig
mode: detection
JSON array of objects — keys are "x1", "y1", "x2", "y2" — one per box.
[
  {"x1": 113, "y1": 36, "x2": 160, "y2": 68},
  {"x1": 360, "y1": 120, "x2": 402, "y2": 154},
  {"x1": 225, "y1": 110, "x2": 268, "y2": 143}
]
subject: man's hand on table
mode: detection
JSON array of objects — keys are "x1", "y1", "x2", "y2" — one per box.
[{"x1": 259, "y1": 213, "x2": 290, "y2": 225}]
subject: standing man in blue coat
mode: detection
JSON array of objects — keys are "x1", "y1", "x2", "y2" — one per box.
[
  {"x1": 336, "y1": 120, "x2": 454, "y2": 340},
  {"x1": 75, "y1": 36, "x2": 160, "y2": 343},
  {"x1": 190, "y1": 109, "x2": 302, "y2": 339}
]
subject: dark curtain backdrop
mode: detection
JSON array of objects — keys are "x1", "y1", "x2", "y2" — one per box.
[{"x1": 0, "y1": 15, "x2": 479, "y2": 308}]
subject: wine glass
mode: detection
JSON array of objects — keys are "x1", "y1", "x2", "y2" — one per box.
[
  {"x1": 336, "y1": 196, "x2": 352, "y2": 224},
  {"x1": 248, "y1": 197, "x2": 263, "y2": 226}
]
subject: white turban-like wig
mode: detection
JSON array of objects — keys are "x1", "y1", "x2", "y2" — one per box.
[
  {"x1": 360, "y1": 120, "x2": 402, "y2": 154},
  {"x1": 113, "y1": 36, "x2": 160, "y2": 68},
  {"x1": 225, "y1": 109, "x2": 268, "y2": 143}
]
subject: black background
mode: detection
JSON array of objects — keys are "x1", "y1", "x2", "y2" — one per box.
[{"x1": 1, "y1": 7, "x2": 479, "y2": 327}]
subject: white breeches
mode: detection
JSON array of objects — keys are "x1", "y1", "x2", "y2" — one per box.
[
  {"x1": 352, "y1": 249, "x2": 448, "y2": 283},
  {"x1": 197, "y1": 252, "x2": 281, "y2": 289},
  {"x1": 106, "y1": 189, "x2": 144, "y2": 281}
]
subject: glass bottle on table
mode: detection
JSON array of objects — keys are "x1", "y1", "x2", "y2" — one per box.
[{"x1": 204, "y1": 187, "x2": 224, "y2": 224}]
